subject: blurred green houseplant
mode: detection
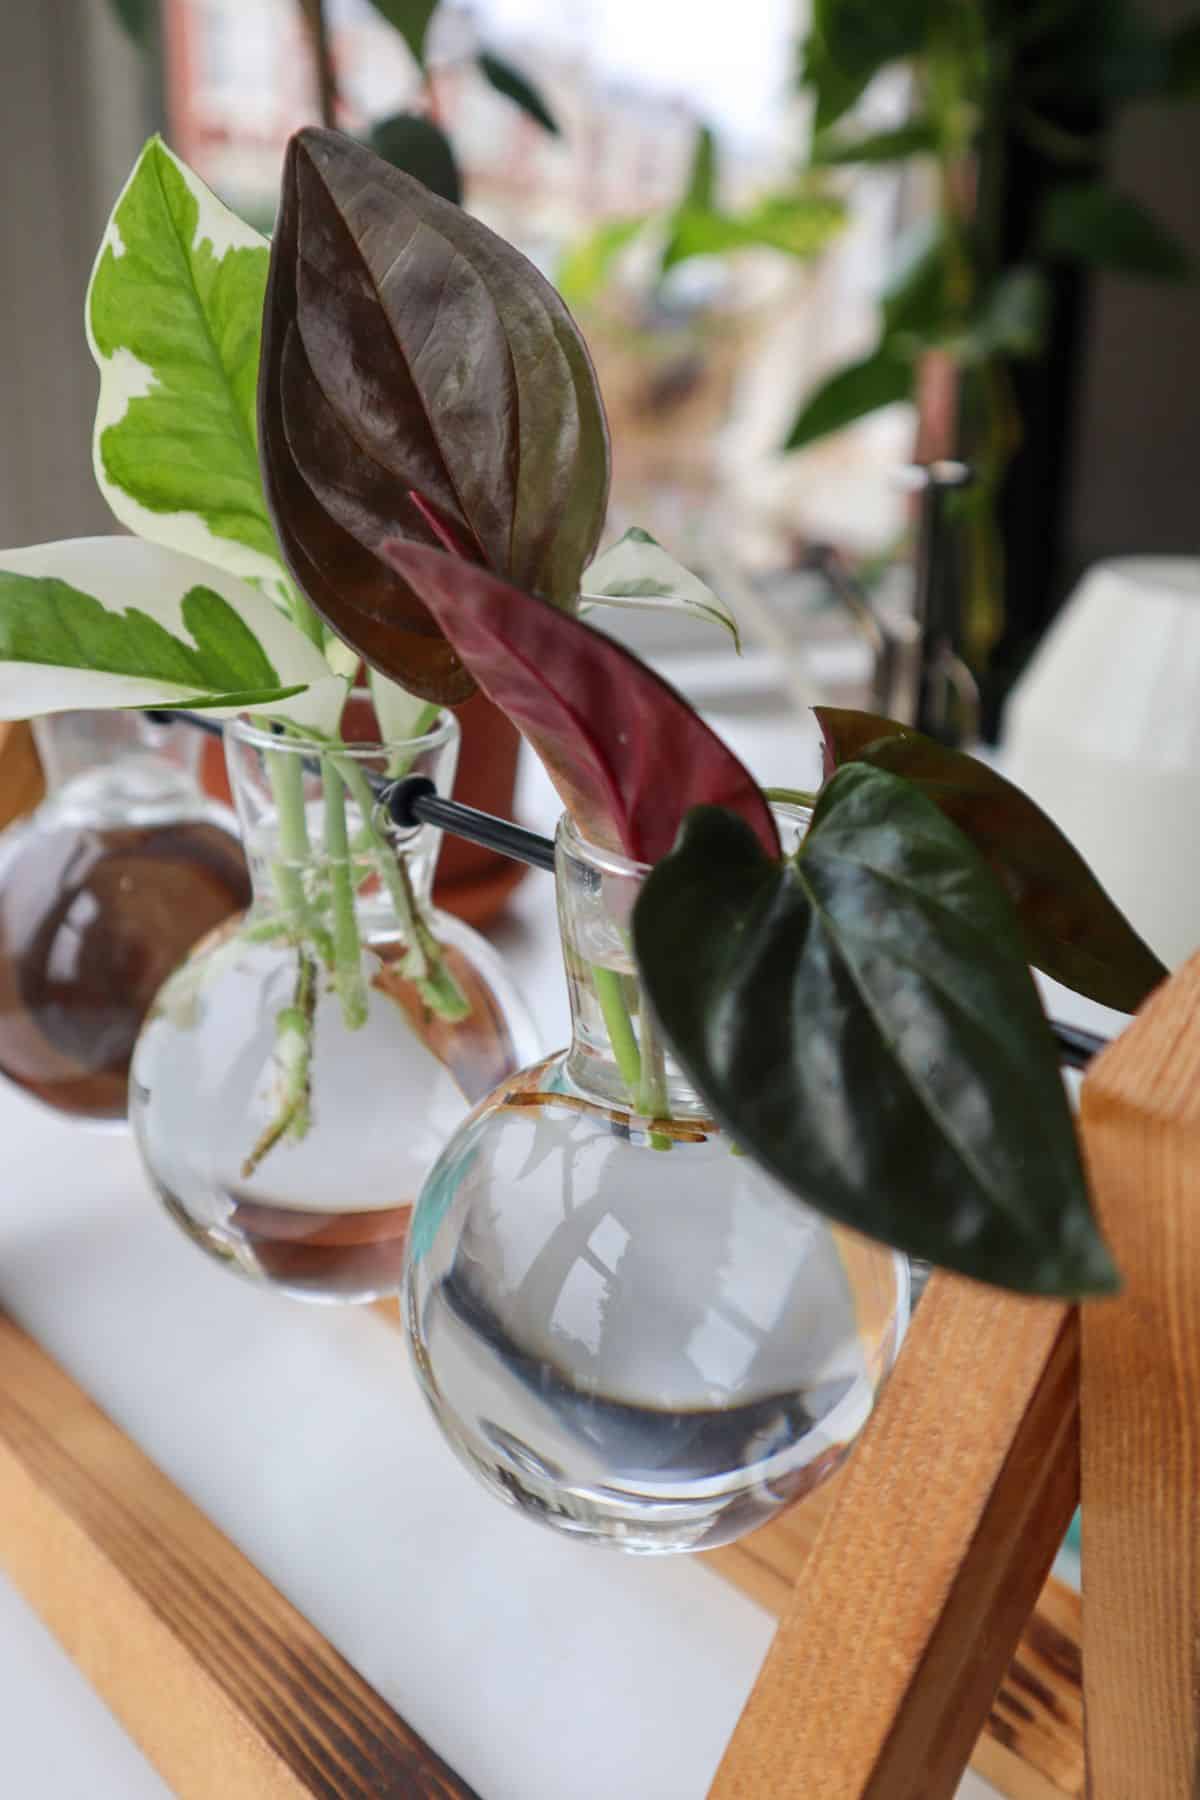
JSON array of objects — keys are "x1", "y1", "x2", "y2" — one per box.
[
  {"x1": 787, "y1": 0, "x2": 1200, "y2": 655},
  {"x1": 557, "y1": 123, "x2": 846, "y2": 310}
]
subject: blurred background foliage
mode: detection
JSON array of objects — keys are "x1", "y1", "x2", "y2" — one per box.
[{"x1": 101, "y1": 0, "x2": 1200, "y2": 727}]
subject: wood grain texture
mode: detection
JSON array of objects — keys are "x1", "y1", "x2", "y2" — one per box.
[
  {"x1": 709, "y1": 1272, "x2": 1079, "y2": 1800},
  {"x1": 1079, "y1": 950, "x2": 1200, "y2": 1797},
  {"x1": 706, "y1": 1501, "x2": 1084, "y2": 1800},
  {"x1": 0, "y1": 1311, "x2": 478, "y2": 1799},
  {"x1": 972, "y1": 1580, "x2": 1083, "y2": 1800},
  {"x1": 0, "y1": 721, "x2": 44, "y2": 828}
]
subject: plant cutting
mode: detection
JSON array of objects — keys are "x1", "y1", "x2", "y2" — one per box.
[{"x1": 0, "y1": 135, "x2": 736, "y2": 1225}]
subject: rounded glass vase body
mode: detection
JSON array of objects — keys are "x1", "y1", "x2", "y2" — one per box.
[
  {"x1": 0, "y1": 712, "x2": 248, "y2": 1122},
  {"x1": 130, "y1": 713, "x2": 536, "y2": 1304},
  {"x1": 405, "y1": 815, "x2": 909, "y2": 1553}
]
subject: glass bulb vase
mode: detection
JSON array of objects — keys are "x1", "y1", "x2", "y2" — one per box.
[
  {"x1": 130, "y1": 710, "x2": 537, "y2": 1303},
  {"x1": 0, "y1": 710, "x2": 248, "y2": 1122},
  {"x1": 404, "y1": 813, "x2": 909, "y2": 1553}
]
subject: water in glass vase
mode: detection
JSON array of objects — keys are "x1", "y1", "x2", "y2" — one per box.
[
  {"x1": 130, "y1": 709, "x2": 536, "y2": 1303},
  {"x1": 0, "y1": 714, "x2": 248, "y2": 1121},
  {"x1": 405, "y1": 814, "x2": 909, "y2": 1552},
  {"x1": 142, "y1": 932, "x2": 518, "y2": 1299}
]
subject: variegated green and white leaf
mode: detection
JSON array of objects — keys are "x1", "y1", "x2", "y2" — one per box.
[
  {"x1": 86, "y1": 137, "x2": 284, "y2": 594},
  {"x1": 0, "y1": 538, "x2": 345, "y2": 729},
  {"x1": 581, "y1": 527, "x2": 740, "y2": 649}
]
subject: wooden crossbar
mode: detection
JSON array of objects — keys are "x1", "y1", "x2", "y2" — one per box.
[{"x1": 0, "y1": 1312, "x2": 476, "y2": 1798}]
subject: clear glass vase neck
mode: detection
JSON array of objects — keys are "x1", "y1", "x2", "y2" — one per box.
[
  {"x1": 31, "y1": 710, "x2": 206, "y2": 827},
  {"x1": 554, "y1": 804, "x2": 811, "y2": 1117},
  {"x1": 554, "y1": 814, "x2": 705, "y2": 1118},
  {"x1": 224, "y1": 711, "x2": 460, "y2": 919}
]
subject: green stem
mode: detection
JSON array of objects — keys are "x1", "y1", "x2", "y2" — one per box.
[
  {"x1": 593, "y1": 965, "x2": 642, "y2": 1095},
  {"x1": 265, "y1": 748, "x2": 334, "y2": 965},
  {"x1": 334, "y1": 754, "x2": 469, "y2": 1020},
  {"x1": 765, "y1": 785, "x2": 819, "y2": 808},
  {"x1": 384, "y1": 700, "x2": 441, "y2": 781},
  {"x1": 321, "y1": 757, "x2": 368, "y2": 1029},
  {"x1": 634, "y1": 999, "x2": 672, "y2": 1153}
]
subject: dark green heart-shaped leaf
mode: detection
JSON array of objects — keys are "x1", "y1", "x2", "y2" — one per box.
[
  {"x1": 633, "y1": 775, "x2": 1119, "y2": 1297},
  {"x1": 816, "y1": 708, "x2": 1167, "y2": 1013},
  {"x1": 783, "y1": 344, "x2": 914, "y2": 452},
  {"x1": 478, "y1": 50, "x2": 560, "y2": 135},
  {"x1": 368, "y1": 113, "x2": 462, "y2": 203},
  {"x1": 259, "y1": 129, "x2": 611, "y2": 702}
]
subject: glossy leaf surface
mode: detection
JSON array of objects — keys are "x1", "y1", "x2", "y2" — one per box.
[
  {"x1": 379, "y1": 542, "x2": 779, "y2": 863},
  {"x1": 633, "y1": 778, "x2": 1118, "y2": 1297},
  {"x1": 816, "y1": 708, "x2": 1167, "y2": 1012},
  {"x1": 260, "y1": 128, "x2": 610, "y2": 702}
]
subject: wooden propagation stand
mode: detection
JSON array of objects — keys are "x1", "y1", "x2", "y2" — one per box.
[{"x1": 1, "y1": 953, "x2": 1198, "y2": 1795}]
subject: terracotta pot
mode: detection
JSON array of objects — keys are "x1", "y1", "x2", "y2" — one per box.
[
  {"x1": 200, "y1": 691, "x2": 527, "y2": 930},
  {"x1": 432, "y1": 691, "x2": 528, "y2": 927}
]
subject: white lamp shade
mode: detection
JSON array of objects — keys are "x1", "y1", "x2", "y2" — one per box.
[{"x1": 1004, "y1": 557, "x2": 1200, "y2": 973}]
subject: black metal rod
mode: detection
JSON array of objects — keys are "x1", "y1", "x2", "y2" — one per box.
[
  {"x1": 386, "y1": 776, "x2": 557, "y2": 872},
  {"x1": 144, "y1": 710, "x2": 557, "y2": 870},
  {"x1": 146, "y1": 709, "x2": 1107, "y2": 1067},
  {"x1": 907, "y1": 459, "x2": 973, "y2": 742}
]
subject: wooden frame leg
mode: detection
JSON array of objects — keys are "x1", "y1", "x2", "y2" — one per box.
[
  {"x1": 1080, "y1": 953, "x2": 1200, "y2": 1796},
  {"x1": 710, "y1": 1274, "x2": 1078, "y2": 1800}
]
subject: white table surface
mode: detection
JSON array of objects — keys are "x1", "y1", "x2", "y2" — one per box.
[{"x1": 0, "y1": 681, "x2": 1021, "y2": 1798}]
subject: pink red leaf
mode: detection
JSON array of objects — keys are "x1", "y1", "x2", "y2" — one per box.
[{"x1": 380, "y1": 541, "x2": 780, "y2": 863}]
